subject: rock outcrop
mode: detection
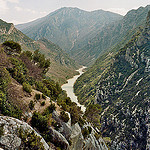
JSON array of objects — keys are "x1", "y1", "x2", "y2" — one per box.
[{"x1": 0, "y1": 116, "x2": 50, "y2": 150}]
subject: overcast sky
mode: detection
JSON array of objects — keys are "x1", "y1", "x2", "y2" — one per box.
[{"x1": 0, "y1": 0, "x2": 149, "y2": 25}]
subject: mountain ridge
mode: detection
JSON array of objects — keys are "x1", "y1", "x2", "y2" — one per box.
[
  {"x1": 0, "y1": 19, "x2": 79, "y2": 84},
  {"x1": 16, "y1": 7, "x2": 123, "y2": 53}
]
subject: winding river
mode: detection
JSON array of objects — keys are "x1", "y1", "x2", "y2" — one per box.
[{"x1": 61, "y1": 66, "x2": 86, "y2": 112}]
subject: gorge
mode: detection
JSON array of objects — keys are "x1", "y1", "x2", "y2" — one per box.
[{"x1": 61, "y1": 66, "x2": 86, "y2": 112}]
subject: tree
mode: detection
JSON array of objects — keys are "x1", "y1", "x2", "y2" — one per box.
[
  {"x1": 84, "y1": 104, "x2": 102, "y2": 126},
  {"x1": 3, "y1": 41, "x2": 22, "y2": 54}
]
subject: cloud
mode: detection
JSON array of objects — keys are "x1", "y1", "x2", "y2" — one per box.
[
  {"x1": 0, "y1": 0, "x2": 19, "y2": 14},
  {"x1": 15, "y1": 6, "x2": 47, "y2": 15},
  {"x1": 106, "y1": 8, "x2": 128, "y2": 16},
  {"x1": 0, "y1": 0, "x2": 9, "y2": 14},
  {"x1": 7, "y1": 0, "x2": 19, "y2": 3}
]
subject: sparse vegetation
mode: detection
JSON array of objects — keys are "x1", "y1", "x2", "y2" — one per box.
[
  {"x1": 29, "y1": 100, "x2": 35, "y2": 110},
  {"x1": 35, "y1": 93, "x2": 41, "y2": 100},
  {"x1": 60, "y1": 110, "x2": 69, "y2": 123},
  {"x1": 3, "y1": 41, "x2": 22, "y2": 54},
  {"x1": 41, "y1": 101, "x2": 45, "y2": 106},
  {"x1": 0, "y1": 124, "x2": 4, "y2": 137},
  {"x1": 18, "y1": 128, "x2": 45, "y2": 150},
  {"x1": 23, "y1": 82, "x2": 32, "y2": 93}
]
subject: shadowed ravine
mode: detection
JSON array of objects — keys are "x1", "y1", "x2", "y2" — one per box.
[{"x1": 61, "y1": 66, "x2": 86, "y2": 112}]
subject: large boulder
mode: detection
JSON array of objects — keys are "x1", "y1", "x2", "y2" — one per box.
[
  {"x1": 69, "y1": 123, "x2": 84, "y2": 150},
  {"x1": 48, "y1": 127, "x2": 69, "y2": 150},
  {"x1": 0, "y1": 116, "x2": 50, "y2": 150},
  {"x1": 52, "y1": 111, "x2": 72, "y2": 139}
]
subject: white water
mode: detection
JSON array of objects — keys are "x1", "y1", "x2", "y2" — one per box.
[{"x1": 61, "y1": 66, "x2": 86, "y2": 112}]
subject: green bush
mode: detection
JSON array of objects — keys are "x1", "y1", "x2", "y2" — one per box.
[
  {"x1": 43, "y1": 103, "x2": 56, "y2": 116},
  {"x1": 31, "y1": 112, "x2": 48, "y2": 132},
  {"x1": 23, "y1": 82, "x2": 32, "y2": 93},
  {"x1": 3, "y1": 41, "x2": 22, "y2": 54},
  {"x1": 29, "y1": 100, "x2": 34, "y2": 110},
  {"x1": 18, "y1": 129, "x2": 44, "y2": 149},
  {"x1": 42, "y1": 94, "x2": 46, "y2": 99},
  {"x1": 82, "y1": 127, "x2": 89, "y2": 139},
  {"x1": 0, "y1": 124, "x2": 4, "y2": 137},
  {"x1": 60, "y1": 111, "x2": 69, "y2": 123},
  {"x1": 35, "y1": 93, "x2": 41, "y2": 100},
  {"x1": 41, "y1": 101, "x2": 45, "y2": 106},
  {"x1": 88, "y1": 126, "x2": 92, "y2": 134}
]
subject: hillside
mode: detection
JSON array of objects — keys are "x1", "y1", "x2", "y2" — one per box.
[
  {"x1": 72, "y1": 5, "x2": 150, "y2": 65},
  {"x1": 0, "y1": 19, "x2": 79, "y2": 84},
  {"x1": 36, "y1": 38, "x2": 79, "y2": 84},
  {"x1": 74, "y1": 5, "x2": 150, "y2": 105},
  {"x1": 0, "y1": 43, "x2": 108, "y2": 150},
  {"x1": 16, "y1": 7, "x2": 122, "y2": 52},
  {"x1": 96, "y1": 11, "x2": 150, "y2": 149}
]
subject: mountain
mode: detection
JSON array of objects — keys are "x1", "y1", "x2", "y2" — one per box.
[
  {"x1": 74, "y1": 5, "x2": 150, "y2": 105},
  {"x1": 0, "y1": 19, "x2": 79, "y2": 84},
  {"x1": 96, "y1": 11, "x2": 150, "y2": 149},
  {"x1": 71, "y1": 5, "x2": 150, "y2": 65},
  {"x1": 76, "y1": 10, "x2": 150, "y2": 149},
  {"x1": 16, "y1": 7, "x2": 122, "y2": 52}
]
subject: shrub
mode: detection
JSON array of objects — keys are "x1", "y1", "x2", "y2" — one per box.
[
  {"x1": 41, "y1": 101, "x2": 45, "y2": 106},
  {"x1": 35, "y1": 93, "x2": 41, "y2": 100},
  {"x1": 43, "y1": 103, "x2": 56, "y2": 116},
  {"x1": 23, "y1": 82, "x2": 32, "y2": 93},
  {"x1": 60, "y1": 111, "x2": 69, "y2": 123},
  {"x1": 51, "y1": 120, "x2": 61, "y2": 131},
  {"x1": 42, "y1": 94, "x2": 46, "y2": 99},
  {"x1": 29, "y1": 100, "x2": 34, "y2": 110},
  {"x1": 31, "y1": 112, "x2": 48, "y2": 132},
  {"x1": 3, "y1": 41, "x2": 22, "y2": 54},
  {"x1": 0, "y1": 124, "x2": 4, "y2": 137},
  {"x1": 18, "y1": 129, "x2": 44, "y2": 150},
  {"x1": 82, "y1": 127, "x2": 89, "y2": 139},
  {"x1": 88, "y1": 126, "x2": 92, "y2": 134}
]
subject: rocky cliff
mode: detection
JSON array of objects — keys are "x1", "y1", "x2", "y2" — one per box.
[
  {"x1": 0, "y1": 112, "x2": 108, "y2": 150},
  {"x1": 96, "y1": 11, "x2": 150, "y2": 150},
  {"x1": 0, "y1": 116, "x2": 50, "y2": 150}
]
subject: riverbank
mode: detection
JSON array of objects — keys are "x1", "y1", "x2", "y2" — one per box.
[{"x1": 61, "y1": 66, "x2": 86, "y2": 112}]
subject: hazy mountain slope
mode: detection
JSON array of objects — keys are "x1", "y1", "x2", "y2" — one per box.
[
  {"x1": 16, "y1": 7, "x2": 122, "y2": 52},
  {"x1": 96, "y1": 11, "x2": 150, "y2": 149},
  {"x1": 0, "y1": 19, "x2": 38, "y2": 51},
  {"x1": 74, "y1": 6, "x2": 150, "y2": 105},
  {"x1": 36, "y1": 38, "x2": 79, "y2": 84},
  {"x1": 0, "y1": 19, "x2": 78, "y2": 84},
  {"x1": 72, "y1": 5, "x2": 150, "y2": 65}
]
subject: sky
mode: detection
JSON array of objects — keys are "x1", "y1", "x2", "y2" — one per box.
[{"x1": 0, "y1": 0, "x2": 149, "y2": 25}]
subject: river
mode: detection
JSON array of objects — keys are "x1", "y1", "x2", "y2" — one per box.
[{"x1": 61, "y1": 66, "x2": 86, "y2": 112}]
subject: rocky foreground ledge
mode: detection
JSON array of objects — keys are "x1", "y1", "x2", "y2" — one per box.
[
  {"x1": 0, "y1": 116, "x2": 50, "y2": 150},
  {"x1": 0, "y1": 114, "x2": 108, "y2": 150}
]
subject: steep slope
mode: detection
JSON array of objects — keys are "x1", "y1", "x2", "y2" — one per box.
[
  {"x1": 0, "y1": 45, "x2": 108, "y2": 150},
  {"x1": 95, "y1": 11, "x2": 150, "y2": 149},
  {"x1": 0, "y1": 19, "x2": 38, "y2": 51},
  {"x1": 72, "y1": 5, "x2": 150, "y2": 65},
  {"x1": 0, "y1": 19, "x2": 78, "y2": 84},
  {"x1": 36, "y1": 38, "x2": 79, "y2": 84},
  {"x1": 74, "y1": 6, "x2": 150, "y2": 105},
  {"x1": 16, "y1": 7, "x2": 122, "y2": 52}
]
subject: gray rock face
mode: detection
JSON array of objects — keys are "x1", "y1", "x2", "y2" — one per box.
[
  {"x1": 48, "y1": 127, "x2": 69, "y2": 150},
  {"x1": 52, "y1": 111, "x2": 72, "y2": 139},
  {"x1": 0, "y1": 134, "x2": 21, "y2": 149},
  {"x1": 70, "y1": 123, "x2": 84, "y2": 150},
  {"x1": 0, "y1": 116, "x2": 50, "y2": 150}
]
